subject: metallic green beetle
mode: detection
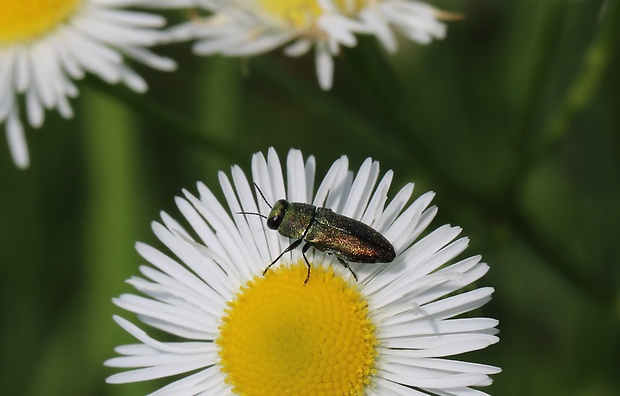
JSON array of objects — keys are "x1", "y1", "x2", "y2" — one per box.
[{"x1": 241, "y1": 184, "x2": 396, "y2": 285}]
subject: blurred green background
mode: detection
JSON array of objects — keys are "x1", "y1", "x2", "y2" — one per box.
[{"x1": 1, "y1": 0, "x2": 619, "y2": 395}]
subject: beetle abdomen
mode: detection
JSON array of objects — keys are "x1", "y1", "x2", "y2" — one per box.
[{"x1": 306, "y1": 208, "x2": 395, "y2": 263}]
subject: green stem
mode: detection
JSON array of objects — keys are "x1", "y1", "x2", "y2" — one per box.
[
  {"x1": 537, "y1": 0, "x2": 620, "y2": 155},
  {"x1": 514, "y1": 0, "x2": 568, "y2": 149},
  {"x1": 499, "y1": 0, "x2": 620, "y2": 309},
  {"x1": 25, "y1": 86, "x2": 151, "y2": 395},
  {"x1": 81, "y1": 86, "x2": 153, "y2": 395}
]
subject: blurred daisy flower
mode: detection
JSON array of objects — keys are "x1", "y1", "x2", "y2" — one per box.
[
  {"x1": 106, "y1": 148, "x2": 500, "y2": 395},
  {"x1": 176, "y1": 0, "x2": 457, "y2": 90},
  {"x1": 0, "y1": 0, "x2": 192, "y2": 169}
]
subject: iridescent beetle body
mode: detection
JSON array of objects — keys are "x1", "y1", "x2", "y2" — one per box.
[{"x1": 242, "y1": 185, "x2": 396, "y2": 284}]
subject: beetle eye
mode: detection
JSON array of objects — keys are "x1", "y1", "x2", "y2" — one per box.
[
  {"x1": 267, "y1": 215, "x2": 280, "y2": 230},
  {"x1": 266, "y1": 200, "x2": 288, "y2": 230}
]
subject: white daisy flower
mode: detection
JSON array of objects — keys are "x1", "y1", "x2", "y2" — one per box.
[
  {"x1": 178, "y1": 0, "x2": 456, "y2": 90},
  {"x1": 106, "y1": 148, "x2": 500, "y2": 395},
  {"x1": 0, "y1": 0, "x2": 193, "y2": 169}
]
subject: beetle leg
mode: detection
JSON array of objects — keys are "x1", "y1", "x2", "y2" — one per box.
[
  {"x1": 263, "y1": 239, "x2": 303, "y2": 276},
  {"x1": 337, "y1": 257, "x2": 358, "y2": 281},
  {"x1": 301, "y1": 243, "x2": 313, "y2": 285}
]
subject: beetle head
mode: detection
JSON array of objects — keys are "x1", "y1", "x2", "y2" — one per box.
[{"x1": 267, "y1": 199, "x2": 289, "y2": 230}]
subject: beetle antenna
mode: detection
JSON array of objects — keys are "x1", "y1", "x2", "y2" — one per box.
[
  {"x1": 237, "y1": 211, "x2": 268, "y2": 219},
  {"x1": 253, "y1": 182, "x2": 272, "y2": 209}
]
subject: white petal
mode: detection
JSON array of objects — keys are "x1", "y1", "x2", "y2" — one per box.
[
  {"x1": 150, "y1": 367, "x2": 228, "y2": 396},
  {"x1": 25, "y1": 89, "x2": 45, "y2": 127},
  {"x1": 418, "y1": 287, "x2": 495, "y2": 320},
  {"x1": 341, "y1": 157, "x2": 380, "y2": 219},
  {"x1": 109, "y1": 316, "x2": 217, "y2": 356},
  {"x1": 135, "y1": 241, "x2": 226, "y2": 310},
  {"x1": 286, "y1": 148, "x2": 309, "y2": 202},
  {"x1": 6, "y1": 110, "x2": 29, "y2": 169},
  {"x1": 284, "y1": 39, "x2": 312, "y2": 57},
  {"x1": 119, "y1": 64, "x2": 148, "y2": 93},
  {"x1": 315, "y1": 41, "x2": 334, "y2": 91},
  {"x1": 318, "y1": 15, "x2": 360, "y2": 47},
  {"x1": 379, "y1": 364, "x2": 491, "y2": 388},
  {"x1": 121, "y1": 45, "x2": 177, "y2": 71},
  {"x1": 14, "y1": 47, "x2": 30, "y2": 92},
  {"x1": 89, "y1": 8, "x2": 167, "y2": 28},
  {"x1": 113, "y1": 293, "x2": 217, "y2": 338},
  {"x1": 360, "y1": 7, "x2": 398, "y2": 52},
  {"x1": 222, "y1": 31, "x2": 294, "y2": 56},
  {"x1": 106, "y1": 363, "x2": 215, "y2": 384},
  {"x1": 378, "y1": 333, "x2": 499, "y2": 355},
  {"x1": 373, "y1": 376, "x2": 430, "y2": 395}
]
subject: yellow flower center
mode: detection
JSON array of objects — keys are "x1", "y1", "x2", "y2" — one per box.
[
  {"x1": 217, "y1": 261, "x2": 377, "y2": 396},
  {"x1": 258, "y1": 0, "x2": 366, "y2": 28},
  {"x1": 0, "y1": 0, "x2": 82, "y2": 45}
]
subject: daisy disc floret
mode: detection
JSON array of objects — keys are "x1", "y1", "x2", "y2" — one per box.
[
  {"x1": 0, "y1": 0, "x2": 190, "y2": 169},
  {"x1": 106, "y1": 148, "x2": 500, "y2": 395},
  {"x1": 179, "y1": 0, "x2": 455, "y2": 90}
]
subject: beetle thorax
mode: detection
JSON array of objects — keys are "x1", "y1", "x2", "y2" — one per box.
[{"x1": 276, "y1": 202, "x2": 316, "y2": 239}]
